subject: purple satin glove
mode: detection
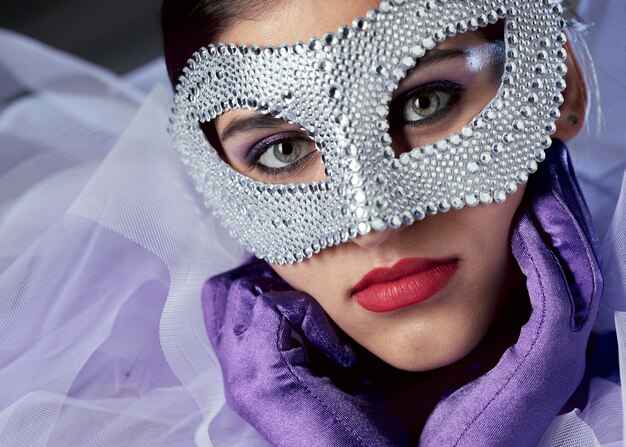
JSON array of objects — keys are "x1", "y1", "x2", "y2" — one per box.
[
  {"x1": 201, "y1": 261, "x2": 404, "y2": 447},
  {"x1": 420, "y1": 139, "x2": 604, "y2": 446}
]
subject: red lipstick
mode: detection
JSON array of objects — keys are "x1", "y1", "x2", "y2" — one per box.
[{"x1": 352, "y1": 258, "x2": 459, "y2": 312}]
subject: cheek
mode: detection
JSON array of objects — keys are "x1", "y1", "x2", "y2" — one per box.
[
  {"x1": 459, "y1": 184, "x2": 525, "y2": 268},
  {"x1": 381, "y1": 190, "x2": 526, "y2": 370},
  {"x1": 271, "y1": 257, "x2": 352, "y2": 306},
  {"x1": 270, "y1": 185, "x2": 526, "y2": 371}
]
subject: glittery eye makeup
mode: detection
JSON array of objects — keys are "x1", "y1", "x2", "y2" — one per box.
[{"x1": 244, "y1": 131, "x2": 320, "y2": 178}]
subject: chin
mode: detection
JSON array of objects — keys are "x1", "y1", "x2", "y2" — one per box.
[
  {"x1": 385, "y1": 356, "x2": 459, "y2": 373},
  {"x1": 380, "y1": 338, "x2": 481, "y2": 373}
]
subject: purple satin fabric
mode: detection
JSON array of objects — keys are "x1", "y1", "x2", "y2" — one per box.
[
  {"x1": 202, "y1": 140, "x2": 604, "y2": 447},
  {"x1": 202, "y1": 262, "x2": 406, "y2": 446},
  {"x1": 419, "y1": 139, "x2": 604, "y2": 446}
]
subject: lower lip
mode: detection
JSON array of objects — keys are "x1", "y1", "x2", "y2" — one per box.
[{"x1": 352, "y1": 261, "x2": 459, "y2": 313}]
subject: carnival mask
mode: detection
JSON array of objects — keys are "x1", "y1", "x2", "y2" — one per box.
[{"x1": 170, "y1": 0, "x2": 567, "y2": 264}]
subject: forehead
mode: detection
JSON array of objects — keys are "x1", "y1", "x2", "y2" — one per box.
[{"x1": 218, "y1": 0, "x2": 381, "y2": 46}]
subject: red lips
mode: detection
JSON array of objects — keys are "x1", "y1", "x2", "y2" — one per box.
[{"x1": 352, "y1": 257, "x2": 459, "y2": 312}]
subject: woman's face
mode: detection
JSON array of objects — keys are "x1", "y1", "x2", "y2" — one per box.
[{"x1": 212, "y1": 0, "x2": 528, "y2": 372}]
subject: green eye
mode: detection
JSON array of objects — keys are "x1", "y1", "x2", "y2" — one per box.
[
  {"x1": 274, "y1": 141, "x2": 300, "y2": 163},
  {"x1": 402, "y1": 91, "x2": 452, "y2": 123},
  {"x1": 258, "y1": 139, "x2": 316, "y2": 169}
]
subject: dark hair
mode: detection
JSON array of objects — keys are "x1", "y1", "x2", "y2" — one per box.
[
  {"x1": 161, "y1": 0, "x2": 270, "y2": 86},
  {"x1": 162, "y1": 0, "x2": 275, "y2": 155},
  {"x1": 162, "y1": 0, "x2": 581, "y2": 87}
]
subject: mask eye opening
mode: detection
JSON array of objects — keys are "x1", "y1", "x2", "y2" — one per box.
[
  {"x1": 384, "y1": 19, "x2": 506, "y2": 160},
  {"x1": 199, "y1": 110, "x2": 329, "y2": 186}
]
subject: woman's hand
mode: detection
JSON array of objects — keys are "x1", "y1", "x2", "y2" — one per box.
[
  {"x1": 420, "y1": 139, "x2": 604, "y2": 447},
  {"x1": 201, "y1": 261, "x2": 404, "y2": 447}
]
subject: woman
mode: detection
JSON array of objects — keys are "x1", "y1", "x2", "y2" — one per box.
[
  {"x1": 0, "y1": 0, "x2": 623, "y2": 446},
  {"x1": 163, "y1": 0, "x2": 611, "y2": 445}
]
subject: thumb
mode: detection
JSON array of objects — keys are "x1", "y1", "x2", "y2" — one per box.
[
  {"x1": 520, "y1": 142, "x2": 603, "y2": 330},
  {"x1": 263, "y1": 291, "x2": 358, "y2": 368},
  {"x1": 229, "y1": 275, "x2": 296, "y2": 336}
]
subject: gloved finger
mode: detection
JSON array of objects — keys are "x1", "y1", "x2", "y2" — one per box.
[
  {"x1": 549, "y1": 141, "x2": 599, "y2": 247},
  {"x1": 421, "y1": 212, "x2": 592, "y2": 447},
  {"x1": 201, "y1": 261, "x2": 286, "y2": 342},
  {"x1": 230, "y1": 277, "x2": 261, "y2": 336},
  {"x1": 201, "y1": 270, "x2": 236, "y2": 342},
  {"x1": 225, "y1": 273, "x2": 295, "y2": 334},
  {"x1": 263, "y1": 291, "x2": 358, "y2": 368},
  {"x1": 511, "y1": 211, "x2": 575, "y2": 326},
  {"x1": 528, "y1": 190, "x2": 601, "y2": 329},
  {"x1": 205, "y1": 262, "x2": 354, "y2": 371},
  {"x1": 524, "y1": 147, "x2": 603, "y2": 329},
  {"x1": 300, "y1": 299, "x2": 357, "y2": 368}
]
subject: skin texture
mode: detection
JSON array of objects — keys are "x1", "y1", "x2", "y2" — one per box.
[{"x1": 212, "y1": 0, "x2": 588, "y2": 372}]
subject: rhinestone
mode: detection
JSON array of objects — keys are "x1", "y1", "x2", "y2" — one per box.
[
  {"x1": 389, "y1": 216, "x2": 402, "y2": 229},
  {"x1": 494, "y1": 190, "x2": 507, "y2": 203},
  {"x1": 493, "y1": 143, "x2": 506, "y2": 154},
  {"x1": 329, "y1": 86, "x2": 342, "y2": 99},
  {"x1": 505, "y1": 181, "x2": 518, "y2": 194},
  {"x1": 411, "y1": 45, "x2": 426, "y2": 58},
  {"x1": 402, "y1": 56, "x2": 416, "y2": 68},
  {"x1": 451, "y1": 197, "x2": 464, "y2": 209},
  {"x1": 517, "y1": 171, "x2": 529, "y2": 183},
  {"x1": 371, "y1": 218, "x2": 386, "y2": 232},
  {"x1": 465, "y1": 194, "x2": 479, "y2": 207},
  {"x1": 282, "y1": 91, "x2": 294, "y2": 103},
  {"x1": 413, "y1": 208, "x2": 426, "y2": 220},
  {"x1": 461, "y1": 127, "x2": 474, "y2": 138},
  {"x1": 480, "y1": 152, "x2": 494, "y2": 164},
  {"x1": 354, "y1": 190, "x2": 366, "y2": 203},
  {"x1": 535, "y1": 149, "x2": 546, "y2": 162},
  {"x1": 480, "y1": 192, "x2": 494, "y2": 205},
  {"x1": 439, "y1": 200, "x2": 451, "y2": 213},
  {"x1": 467, "y1": 161, "x2": 481, "y2": 174},
  {"x1": 171, "y1": 0, "x2": 567, "y2": 264}
]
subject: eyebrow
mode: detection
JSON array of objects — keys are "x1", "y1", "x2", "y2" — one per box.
[
  {"x1": 220, "y1": 113, "x2": 289, "y2": 142},
  {"x1": 219, "y1": 48, "x2": 467, "y2": 142}
]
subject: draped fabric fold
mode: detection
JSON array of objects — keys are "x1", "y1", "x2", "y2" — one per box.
[{"x1": 0, "y1": 28, "x2": 259, "y2": 447}]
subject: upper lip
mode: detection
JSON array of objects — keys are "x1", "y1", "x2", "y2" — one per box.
[{"x1": 352, "y1": 257, "x2": 459, "y2": 294}]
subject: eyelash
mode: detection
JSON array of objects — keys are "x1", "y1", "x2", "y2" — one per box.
[
  {"x1": 388, "y1": 80, "x2": 465, "y2": 129},
  {"x1": 244, "y1": 131, "x2": 316, "y2": 177},
  {"x1": 244, "y1": 80, "x2": 465, "y2": 177}
]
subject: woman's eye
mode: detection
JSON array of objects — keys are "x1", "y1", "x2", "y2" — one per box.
[
  {"x1": 257, "y1": 139, "x2": 316, "y2": 170},
  {"x1": 401, "y1": 90, "x2": 452, "y2": 124}
]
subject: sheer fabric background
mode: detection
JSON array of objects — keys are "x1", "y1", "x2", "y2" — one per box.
[{"x1": 0, "y1": 0, "x2": 625, "y2": 445}]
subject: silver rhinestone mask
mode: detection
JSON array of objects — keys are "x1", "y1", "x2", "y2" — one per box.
[{"x1": 170, "y1": 0, "x2": 567, "y2": 265}]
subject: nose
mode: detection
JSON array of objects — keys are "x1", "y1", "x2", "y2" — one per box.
[{"x1": 351, "y1": 227, "x2": 396, "y2": 249}]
